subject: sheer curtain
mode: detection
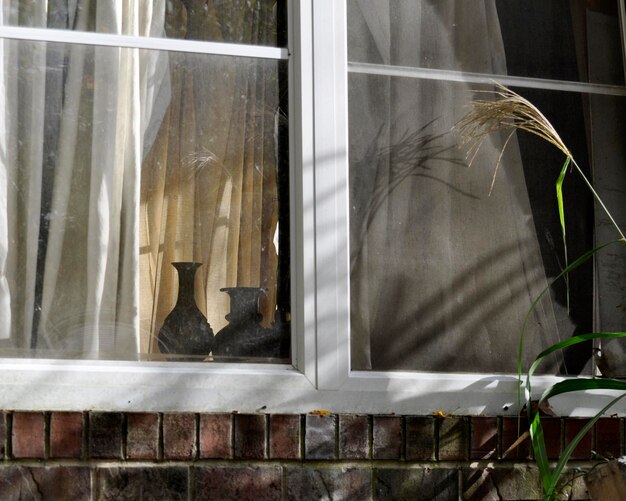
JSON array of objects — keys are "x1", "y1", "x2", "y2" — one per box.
[
  {"x1": 0, "y1": 0, "x2": 167, "y2": 357},
  {"x1": 139, "y1": 0, "x2": 281, "y2": 355},
  {"x1": 348, "y1": 0, "x2": 560, "y2": 371}
]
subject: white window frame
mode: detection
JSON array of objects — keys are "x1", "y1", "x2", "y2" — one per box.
[{"x1": 0, "y1": 0, "x2": 625, "y2": 417}]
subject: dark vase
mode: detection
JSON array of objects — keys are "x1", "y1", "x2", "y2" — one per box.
[
  {"x1": 157, "y1": 262, "x2": 214, "y2": 358},
  {"x1": 213, "y1": 287, "x2": 284, "y2": 360}
]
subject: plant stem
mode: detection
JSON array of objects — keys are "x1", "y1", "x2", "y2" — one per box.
[{"x1": 570, "y1": 157, "x2": 626, "y2": 242}]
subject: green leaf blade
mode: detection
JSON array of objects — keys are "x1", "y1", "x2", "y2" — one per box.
[
  {"x1": 548, "y1": 393, "x2": 626, "y2": 496},
  {"x1": 556, "y1": 157, "x2": 570, "y2": 310}
]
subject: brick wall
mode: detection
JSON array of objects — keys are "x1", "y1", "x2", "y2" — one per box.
[{"x1": 0, "y1": 412, "x2": 620, "y2": 500}]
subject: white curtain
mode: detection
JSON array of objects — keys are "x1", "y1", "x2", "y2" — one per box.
[
  {"x1": 348, "y1": 0, "x2": 561, "y2": 371},
  {"x1": 0, "y1": 0, "x2": 167, "y2": 357}
]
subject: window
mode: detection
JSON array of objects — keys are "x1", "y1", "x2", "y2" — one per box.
[
  {"x1": 0, "y1": 0, "x2": 624, "y2": 416},
  {"x1": 0, "y1": 1, "x2": 290, "y2": 363},
  {"x1": 347, "y1": 0, "x2": 626, "y2": 376}
]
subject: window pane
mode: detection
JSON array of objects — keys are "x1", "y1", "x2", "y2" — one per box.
[
  {"x1": 348, "y1": 0, "x2": 624, "y2": 86},
  {"x1": 348, "y1": 74, "x2": 626, "y2": 374},
  {"x1": 2, "y1": 0, "x2": 287, "y2": 47},
  {"x1": 0, "y1": 39, "x2": 290, "y2": 362}
]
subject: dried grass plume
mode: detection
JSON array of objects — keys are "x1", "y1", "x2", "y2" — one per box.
[
  {"x1": 456, "y1": 83, "x2": 571, "y2": 194},
  {"x1": 456, "y1": 82, "x2": 625, "y2": 242}
]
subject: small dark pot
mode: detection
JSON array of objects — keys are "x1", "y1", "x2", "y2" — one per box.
[{"x1": 213, "y1": 287, "x2": 285, "y2": 360}]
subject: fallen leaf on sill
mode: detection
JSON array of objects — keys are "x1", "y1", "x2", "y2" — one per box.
[{"x1": 309, "y1": 410, "x2": 332, "y2": 415}]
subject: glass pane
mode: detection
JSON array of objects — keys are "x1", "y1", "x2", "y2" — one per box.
[
  {"x1": 2, "y1": 0, "x2": 287, "y2": 47},
  {"x1": 348, "y1": 74, "x2": 626, "y2": 374},
  {"x1": 348, "y1": 0, "x2": 624, "y2": 86},
  {"x1": 0, "y1": 38, "x2": 290, "y2": 362}
]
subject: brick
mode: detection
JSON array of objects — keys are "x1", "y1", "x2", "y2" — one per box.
[
  {"x1": 89, "y1": 412, "x2": 123, "y2": 459},
  {"x1": 373, "y1": 416, "x2": 402, "y2": 460},
  {"x1": 163, "y1": 413, "x2": 196, "y2": 460},
  {"x1": 470, "y1": 417, "x2": 497, "y2": 460},
  {"x1": 339, "y1": 414, "x2": 369, "y2": 459},
  {"x1": 0, "y1": 466, "x2": 90, "y2": 500},
  {"x1": 541, "y1": 417, "x2": 561, "y2": 460},
  {"x1": 50, "y1": 412, "x2": 83, "y2": 459},
  {"x1": 405, "y1": 416, "x2": 435, "y2": 460},
  {"x1": 97, "y1": 467, "x2": 187, "y2": 501},
  {"x1": 199, "y1": 414, "x2": 232, "y2": 459},
  {"x1": 287, "y1": 467, "x2": 371, "y2": 501},
  {"x1": 501, "y1": 417, "x2": 531, "y2": 460},
  {"x1": 376, "y1": 468, "x2": 457, "y2": 501},
  {"x1": 304, "y1": 414, "x2": 336, "y2": 460},
  {"x1": 269, "y1": 414, "x2": 300, "y2": 459},
  {"x1": 234, "y1": 414, "x2": 266, "y2": 459},
  {"x1": 565, "y1": 418, "x2": 592, "y2": 460},
  {"x1": 595, "y1": 417, "x2": 621, "y2": 459},
  {"x1": 461, "y1": 466, "x2": 542, "y2": 501},
  {"x1": 438, "y1": 417, "x2": 469, "y2": 461},
  {"x1": 126, "y1": 413, "x2": 159, "y2": 460},
  {"x1": 196, "y1": 466, "x2": 281, "y2": 501},
  {"x1": 12, "y1": 412, "x2": 45, "y2": 459}
]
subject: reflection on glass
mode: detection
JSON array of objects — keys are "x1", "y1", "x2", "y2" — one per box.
[
  {"x1": 2, "y1": 0, "x2": 287, "y2": 48},
  {"x1": 0, "y1": 39, "x2": 290, "y2": 362},
  {"x1": 347, "y1": 0, "x2": 624, "y2": 85},
  {"x1": 348, "y1": 74, "x2": 626, "y2": 374}
]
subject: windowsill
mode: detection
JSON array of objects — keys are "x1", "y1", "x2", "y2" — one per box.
[{"x1": 1, "y1": 358, "x2": 625, "y2": 417}]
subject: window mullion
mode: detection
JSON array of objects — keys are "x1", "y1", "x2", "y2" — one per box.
[
  {"x1": 311, "y1": 0, "x2": 350, "y2": 390},
  {"x1": 290, "y1": 0, "x2": 316, "y2": 382}
]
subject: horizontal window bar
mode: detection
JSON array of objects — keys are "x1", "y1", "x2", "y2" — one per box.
[
  {"x1": 0, "y1": 357, "x2": 296, "y2": 375},
  {"x1": 0, "y1": 26, "x2": 289, "y2": 60},
  {"x1": 348, "y1": 61, "x2": 626, "y2": 97}
]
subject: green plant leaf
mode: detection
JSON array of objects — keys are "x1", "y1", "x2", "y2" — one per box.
[
  {"x1": 540, "y1": 378, "x2": 626, "y2": 403},
  {"x1": 548, "y1": 393, "x2": 626, "y2": 497},
  {"x1": 556, "y1": 157, "x2": 570, "y2": 310},
  {"x1": 528, "y1": 413, "x2": 551, "y2": 493},
  {"x1": 528, "y1": 332, "x2": 626, "y2": 378}
]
